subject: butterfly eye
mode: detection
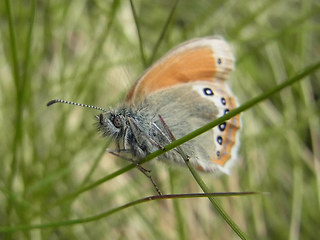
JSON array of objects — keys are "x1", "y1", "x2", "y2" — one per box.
[{"x1": 113, "y1": 115, "x2": 122, "y2": 128}]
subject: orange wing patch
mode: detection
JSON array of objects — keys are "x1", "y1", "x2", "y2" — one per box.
[{"x1": 126, "y1": 47, "x2": 216, "y2": 102}]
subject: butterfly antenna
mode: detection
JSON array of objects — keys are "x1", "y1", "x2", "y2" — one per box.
[{"x1": 47, "y1": 99, "x2": 107, "y2": 112}]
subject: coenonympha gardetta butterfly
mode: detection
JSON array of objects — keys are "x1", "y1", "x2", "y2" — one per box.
[{"x1": 48, "y1": 37, "x2": 240, "y2": 177}]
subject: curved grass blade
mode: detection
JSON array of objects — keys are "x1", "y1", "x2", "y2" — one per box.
[{"x1": 0, "y1": 192, "x2": 258, "y2": 233}]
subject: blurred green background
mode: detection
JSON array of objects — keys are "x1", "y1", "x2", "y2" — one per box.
[{"x1": 1, "y1": 0, "x2": 320, "y2": 239}]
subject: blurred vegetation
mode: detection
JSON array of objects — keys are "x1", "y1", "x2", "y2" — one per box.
[{"x1": 0, "y1": 0, "x2": 319, "y2": 239}]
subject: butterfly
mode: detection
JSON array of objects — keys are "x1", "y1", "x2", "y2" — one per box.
[
  {"x1": 48, "y1": 37, "x2": 240, "y2": 176},
  {"x1": 98, "y1": 37, "x2": 240, "y2": 174}
]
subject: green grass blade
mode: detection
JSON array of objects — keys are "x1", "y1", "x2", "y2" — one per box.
[
  {"x1": 0, "y1": 192, "x2": 258, "y2": 233},
  {"x1": 148, "y1": 0, "x2": 179, "y2": 65},
  {"x1": 129, "y1": 0, "x2": 147, "y2": 67}
]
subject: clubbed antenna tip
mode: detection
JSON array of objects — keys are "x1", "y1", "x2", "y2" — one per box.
[{"x1": 47, "y1": 99, "x2": 59, "y2": 107}]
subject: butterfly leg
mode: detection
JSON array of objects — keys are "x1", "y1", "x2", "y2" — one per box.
[
  {"x1": 158, "y1": 114, "x2": 190, "y2": 163},
  {"x1": 127, "y1": 117, "x2": 165, "y2": 150},
  {"x1": 107, "y1": 149, "x2": 150, "y2": 173},
  {"x1": 107, "y1": 150, "x2": 162, "y2": 195}
]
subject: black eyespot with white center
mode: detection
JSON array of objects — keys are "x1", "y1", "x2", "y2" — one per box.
[
  {"x1": 219, "y1": 122, "x2": 226, "y2": 131},
  {"x1": 224, "y1": 109, "x2": 229, "y2": 115},
  {"x1": 217, "y1": 136, "x2": 223, "y2": 145},
  {"x1": 216, "y1": 151, "x2": 221, "y2": 157},
  {"x1": 112, "y1": 115, "x2": 122, "y2": 128},
  {"x1": 221, "y1": 97, "x2": 226, "y2": 105},
  {"x1": 217, "y1": 58, "x2": 222, "y2": 65},
  {"x1": 203, "y1": 88, "x2": 214, "y2": 96}
]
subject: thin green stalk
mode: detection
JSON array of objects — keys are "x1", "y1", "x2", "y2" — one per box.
[
  {"x1": 79, "y1": 141, "x2": 111, "y2": 187},
  {"x1": 229, "y1": 0, "x2": 277, "y2": 38},
  {"x1": 163, "y1": 117, "x2": 247, "y2": 239},
  {"x1": 22, "y1": 0, "x2": 36, "y2": 85},
  {"x1": 52, "y1": 162, "x2": 136, "y2": 206},
  {"x1": 169, "y1": 169, "x2": 187, "y2": 240},
  {"x1": 74, "y1": 0, "x2": 120, "y2": 97},
  {"x1": 148, "y1": 0, "x2": 179, "y2": 65},
  {"x1": 129, "y1": 0, "x2": 146, "y2": 67},
  {"x1": 20, "y1": 0, "x2": 36, "y2": 180},
  {"x1": 289, "y1": 166, "x2": 303, "y2": 240},
  {"x1": 5, "y1": 0, "x2": 21, "y2": 231},
  {"x1": 184, "y1": 159, "x2": 248, "y2": 239},
  {"x1": 5, "y1": 0, "x2": 20, "y2": 86},
  {"x1": 184, "y1": 0, "x2": 227, "y2": 35},
  {"x1": 0, "y1": 192, "x2": 257, "y2": 233}
]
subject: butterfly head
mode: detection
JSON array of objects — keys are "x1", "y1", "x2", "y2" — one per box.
[
  {"x1": 97, "y1": 110, "x2": 128, "y2": 139},
  {"x1": 46, "y1": 99, "x2": 131, "y2": 142}
]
